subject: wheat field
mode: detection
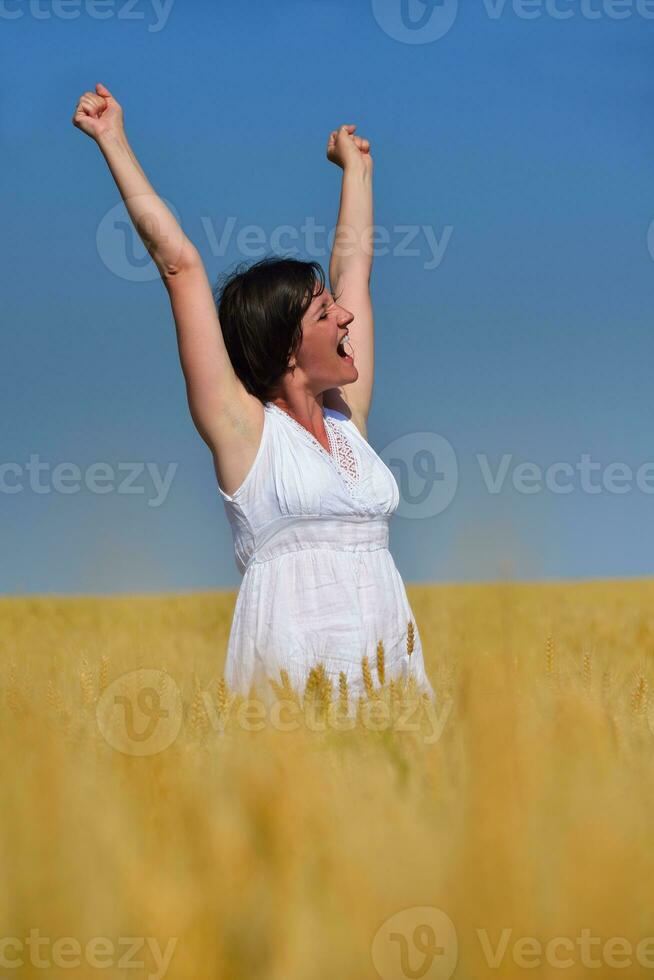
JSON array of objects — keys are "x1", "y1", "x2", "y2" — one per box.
[{"x1": 2, "y1": 579, "x2": 654, "y2": 979}]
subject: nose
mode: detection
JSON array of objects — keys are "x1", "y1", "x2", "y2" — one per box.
[{"x1": 338, "y1": 306, "x2": 354, "y2": 328}]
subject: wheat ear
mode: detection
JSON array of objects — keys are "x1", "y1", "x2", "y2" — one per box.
[{"x1": 376, "y1": 639, "x2": 386, "y2": 687}]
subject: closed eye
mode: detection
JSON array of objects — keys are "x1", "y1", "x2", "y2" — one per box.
[{"x1": 318, "y1": 291, "x2": 342, "y2": 321}]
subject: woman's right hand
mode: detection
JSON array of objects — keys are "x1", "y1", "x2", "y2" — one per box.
[
  {"x1": 72, "y1": 82, "x2": 125, "y2": 143},
  {"x1": 326, "y1": 124, "x2": 372, "y2": 175}
]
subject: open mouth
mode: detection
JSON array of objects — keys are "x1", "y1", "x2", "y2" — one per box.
[{"x1": 336, "y1": 334, "x2": 353, "y2": 361}]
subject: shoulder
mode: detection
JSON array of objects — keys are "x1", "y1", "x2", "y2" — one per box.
[
  {"x1": 322, "y1": 388, "x2": 368, "y2": 441},
  {"x1": 324, "y1": 405, "x2": 368, "y2": 443}
]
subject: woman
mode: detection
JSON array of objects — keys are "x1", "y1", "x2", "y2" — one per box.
[{"x1": 73, "y1": 83, "x2": 435, "y2": 703}]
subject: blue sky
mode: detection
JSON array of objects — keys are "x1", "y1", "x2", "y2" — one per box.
[{"x1": 1, "y1": 0, "x2": 654, "y2": 594}]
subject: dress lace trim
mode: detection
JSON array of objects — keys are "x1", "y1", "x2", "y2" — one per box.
[
  {"x1": 325, "y1": 416, "x2": 360, "y2": 492},
  {"x1": 266, "y1": 403, "x2": 361, "y2": 494}
]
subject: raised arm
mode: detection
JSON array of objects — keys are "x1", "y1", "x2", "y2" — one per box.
[
  {"x1": 322, "y1": 124, "x2": 374, "y2": 437},
  {"x1": 72, "y1": 83, "x2": 264, "y2": 496}
]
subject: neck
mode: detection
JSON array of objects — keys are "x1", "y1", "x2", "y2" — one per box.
[{"x1": 268, "y1": 390, "x2": 326, "y2": 429}]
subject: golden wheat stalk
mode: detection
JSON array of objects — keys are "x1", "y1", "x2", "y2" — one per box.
[
  {"x1": 316, "y1": 663, "x2": 333, "y2": 710},
  {"x1": 304, "y1": 666, "x2": 320, "y2": 700},
  {"x1": 319, "y1": 680, "x2": 332, "y2": 716},
  {"x1": 79, "y1": 657, "x2": 95, "y2": 708},
  {"x1": 46, "y1": 681, "x2": 71, "y2": 732},
  {"x1": 582, "y1": 652, "x2": 592, "y2": 691},
  {"x1": 361, "y1": 655, "x2": 375, "y2": 700},
  {"x1": 217, "y1": 677, "x2": 229, "y2": 718},
  {"x1": 376, "y1": 639, "x2": 385, "y2": 687},
  {"x1": 631, "y1": 674, "x2": 648, "y2": 716},
  {"x1": 98, "y1": 654, "x2": 109, "y2": 696},
  {"x1": 338, "y1": 671, "x2": 349, "y2": 714},
  {"x1": 278, "y1": 668, "x2": 296, "y2": 700},
  {"x1": 189, "y1": 675, "x2": 209, "y2": 738},
  {"x1": 268, "y1": 668, "x2": 301, "y2": 710},
  {"x1": 268, "y1": 675, "x2": 287, "y2": 701},
  {"x1": 545, "y1": 635, "x2": 555, "y2": 677}
]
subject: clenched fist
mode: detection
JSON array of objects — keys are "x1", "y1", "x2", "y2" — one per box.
[
  {"x1": 326, "y1": 124, "x2": 373, "y2": 174},
  {"x1": 72, "y1": 82, "x2": 124, "y2": 142}
]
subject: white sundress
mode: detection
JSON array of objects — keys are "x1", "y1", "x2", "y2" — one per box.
[{"x1": 216, "y1": 400, "x2": 435, "y2": 702}]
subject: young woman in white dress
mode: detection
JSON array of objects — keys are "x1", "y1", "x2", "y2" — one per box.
[{"x1": 73, "y1": 83, "x2": 435, "y2": 703}]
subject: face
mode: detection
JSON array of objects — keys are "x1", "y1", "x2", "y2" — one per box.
[{"x1": 290, "y1": 284, "x2": 358, "y2": 392}]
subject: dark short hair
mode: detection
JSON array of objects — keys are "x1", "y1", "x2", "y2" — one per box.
[{"x1": 213, "y1": 256, "x2": 326, "y2": 402}]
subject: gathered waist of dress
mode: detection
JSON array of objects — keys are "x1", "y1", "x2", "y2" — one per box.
[{"x1": 244, "y1": 514, "x2": 390, "y2": 570}]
